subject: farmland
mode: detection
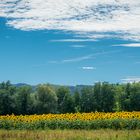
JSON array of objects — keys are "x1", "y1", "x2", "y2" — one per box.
[
  {"x1": 0, "y1": 82, "x2": 140, "y2": 139},
  {"x1": 0, "y1": 112, "x2": 140, "y2": 130}
]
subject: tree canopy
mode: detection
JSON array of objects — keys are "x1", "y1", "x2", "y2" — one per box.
[{"x1": 0, "y1": 81, "x2": 140, "y2": 115}]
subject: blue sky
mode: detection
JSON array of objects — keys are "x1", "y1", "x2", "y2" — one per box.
[{"x1": 0, "y1": 0, "x2": 140, "y2": 85}]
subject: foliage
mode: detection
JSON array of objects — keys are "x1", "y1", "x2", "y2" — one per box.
[
  {"x1": 0, "y1": 81, "x2": 140, "y2": 115},
  {"x1": 56, "y1": 86, "x2": 74, "y2": 113},
  {"x1": 34, "y1": 84, "x2": 58, "y2": 114}
]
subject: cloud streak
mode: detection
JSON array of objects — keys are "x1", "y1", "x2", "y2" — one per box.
[
  {"x1": 48, "y1": 50, "x2": 120, "y2": 64},
  {"x1": 0, "y1": 0, "x2": 140, "y2": 40},
  {"x1": 61, "y1": 54, "x2": 94, "y2": 63},
  {"x1": 113, "y1": 43, "x2": 140, "y2": 47},
  {"x1": 50, "y1": 39, "x2": 97, "y2": 42},
  {"x1": 82, "y1": 67, "x2": 96, "y2": 70},
  {"x1": 70, "y1": 45, "x2": 86, "y2": 48},
  {"x1": 121, "y1": 76, "x2": 140, "y2": 83}
]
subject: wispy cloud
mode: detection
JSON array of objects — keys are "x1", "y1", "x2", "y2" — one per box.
[
  {"x1": 0, "y1": 0, "x2": 140, "y2": 41},
  {"x1": 49, "y1": 50, "x2": 120, "y2": 64},
  {"x1": 121, "y1": 76, "x2": 140, "y2": 83},
  {"x1": 61, "y1": 55, "x2": 94, "y2": 63},
  {"x1": 50, "y1": 39, "x2": 97, "y2": 42},
  {"x1": 48, "y1": 54, "x2": 94, "y2": 64},
  {"x1": 82, "y1": 67, "x2": 96, "y2": 70},
  {"x1": 113, "y1": 43, "x2": 140, "y2": 47},
  {"x1": 70, "y1": 45, "x2": 86, "y2": 48}
]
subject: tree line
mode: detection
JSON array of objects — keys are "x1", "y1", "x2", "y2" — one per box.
[{"x1": 0, "y1": 81, "x2": 140, "y2": 115}]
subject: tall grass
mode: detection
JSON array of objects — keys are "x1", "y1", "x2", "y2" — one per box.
[{"x1": 0, "y1": 130, "x2": 140, "y2": 140}]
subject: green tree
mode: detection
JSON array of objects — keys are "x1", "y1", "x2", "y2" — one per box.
[
  {"x1": 73, "y1": 90, "x2": 81, "y2": 112},
  {"x1": 80, "y1": 87, "x2": 95, "y2": 112},
  {"x1": 35, "y1": 84, "x2": 58, "y2": 114},
  {"x1": 113, "y1": 84, "x2": 124, "y2": 111},
  {"x1": 56, "y1": 86, "x2": 74, "y2": 113},
  {"x1": 101, "y1": 82, "x2": 115, "y2": 112},
  {"x1": 93, "y1": 82, "x2": 102, "y2": 112},
  {"x1": 0, "y1": 81, "x2": 16, "y2": 115},
  {"x1": 129, "y1": 83, "x2": 140, "y2": 111},
  {"x1": 120, "y1": 83, "x2": 132, "y2": 111},
  {"x1": 14, "y1": 86, "x2": 32, "y2": 115}
]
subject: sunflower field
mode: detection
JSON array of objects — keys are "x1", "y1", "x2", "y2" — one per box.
[{"x1": 0, "y1": 112, "x2": 140, "y2": 130}]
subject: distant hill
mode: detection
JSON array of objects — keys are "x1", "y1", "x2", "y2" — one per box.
[
  {"x1": 13, "y1": 83, "x2": 37, "y2": 91},
  {"x1": 14, "y1": 83, "x2": 93, "y2": 94},
  {"x1": 14, "y1": 83, "x2": 30, "y2": 87}
]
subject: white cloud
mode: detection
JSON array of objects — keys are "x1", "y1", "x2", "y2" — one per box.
[
  {"x1": 82, "y1": 67, "x2": 96, "y2": 70},
  {"x1": 48, "y1": 54, "x2": 94, "y2": 64},
  {"x1": 48, "y1": 50, "x2": 119, "y2": 64},
  {"x1": 50, "y1": 39, "x2": 97, "y2": 42},
  {"x1": 70, "y1": 45, "x2": 86, "y2": 48},
  {"x1": 62, "y1": 55, "x2": 94, "y2": 63},
  {"x1": 121, "y1": 76, "x2": 140, "y2": 83},
  {"x1": 113, "y1": 43, "x2": 140, "y2": 47},
  {"x1": 1, "y1": 0, "x2": 139, "y2": 40}
]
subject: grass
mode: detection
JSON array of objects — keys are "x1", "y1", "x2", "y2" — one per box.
[{"x1": 0, "y1": 129, "x2": 139, "y2": 140}]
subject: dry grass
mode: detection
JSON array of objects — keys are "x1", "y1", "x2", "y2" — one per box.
[{"x1": 0, "y1": 129, "x2": 139, "y2": 140}]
